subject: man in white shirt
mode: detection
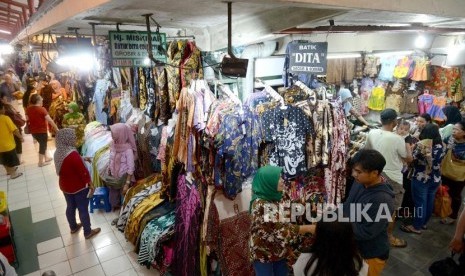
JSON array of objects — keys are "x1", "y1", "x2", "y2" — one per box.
[{"x1": 365, "y1": 108, "x2": 413, "y2": 248}]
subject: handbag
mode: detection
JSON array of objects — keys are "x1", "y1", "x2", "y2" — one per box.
[
  {"x1": 429, "y1": 252, "x2": 465, "y2": 276},
  {"x1": 441, "y1": 150, "x2": 465, "y2": 181},
  {"x1": 12, "y1": 112, "x2": 25, "y2": 127},
  {"x1": 24, "y1": 123, "x2": 30, "y2": 134},
  {"x1": 12, "y1": 91, "x2": 23, "y2": 100},
  {"x1": 434, "y1": 185, "x2": 453, "y2": 218},
  {"x1": 103, "y1": 173, "x2": 128, "y2": 189}
]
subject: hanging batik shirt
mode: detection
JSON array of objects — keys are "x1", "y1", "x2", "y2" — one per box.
[
  {"x1": 262, "y1": 106, "x2": 313, "y2": 176},
  {"x1": 93, "y1": 79, "x2": 111, "y2": 125},
  {"x1": 215, "y1": 108, "x2": 262, "y2": 198}
]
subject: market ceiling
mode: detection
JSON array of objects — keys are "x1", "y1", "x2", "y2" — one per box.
[
  {"x1": 7, "y1": 0, "x2": 465, "y2": 49},
  {"x1": 0, "y1": 0, "x2": 39, "y2": 41}
]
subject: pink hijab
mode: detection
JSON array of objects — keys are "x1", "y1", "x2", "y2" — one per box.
[{"x1": 109, "y1": 123, "x2": 137, "y2": 176}]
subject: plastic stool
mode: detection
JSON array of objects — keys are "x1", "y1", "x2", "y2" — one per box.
[{"x1": 89, "y1": 187, "x2": 111, "y2": 213}]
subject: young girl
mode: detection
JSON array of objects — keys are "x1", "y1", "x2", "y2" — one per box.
[
  {"x1": 54, "y1": 128, "x2": 100, "y2": 239},
  {"x1": 293, "y1": 221, "x2": 368, "y2": 276}
]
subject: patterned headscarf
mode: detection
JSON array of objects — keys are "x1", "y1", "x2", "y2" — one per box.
[
  {"x1": 109, "y1": 123, "x2": 137, "y2": 176},
  {"x1": 250, "y1": 165, "x2": 283, "y2": 212},
  {"x1": 54, "y1": 128, "x2": 77, "y2": 175}
]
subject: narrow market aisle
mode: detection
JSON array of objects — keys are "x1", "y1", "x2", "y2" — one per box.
[{"x1": 0, "y1": 110, "x2": 160, "y2": 276}]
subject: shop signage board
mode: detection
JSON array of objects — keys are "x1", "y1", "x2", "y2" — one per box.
[
  {"x1": 289, "y1": 42, "x2": 328, "y2": 74},
  {"x1": 109, "y1": 31, "x2": 167, "y2": 67}
]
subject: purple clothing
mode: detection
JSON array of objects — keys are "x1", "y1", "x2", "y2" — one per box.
[
  {"x1": 418, "y1": 94, "x2": 434, "y2": 114},
  {"x1": 193, "y1": 89, "x2": 216, "y2": 131},
  {"x1": 109, "y1": 148, "x2": 135, "y2": 178}
]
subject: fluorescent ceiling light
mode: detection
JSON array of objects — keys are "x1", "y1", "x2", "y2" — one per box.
[
  {"x1": 0, "y1": 44, "x2": 13, "y2": 55},
  {"x1": 327, "y1": 53, "x2": 361, "y2": 59},
  {"x1": 415, "y1": 35, "x2": 427, "y2": 49},
  {"x1": 0, "y1": 30, "x2": 11, "y2": 35},
  {"x1": 56, "y1": 53, "x2": 96, "y2": 71},
  {"x1": 373, "y1": 51, "x2": 413, "y2": 57}
]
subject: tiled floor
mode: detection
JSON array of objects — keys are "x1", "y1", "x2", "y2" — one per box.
[
  {"x1": 0, "y1": 101, "x2": 458, "y2": 275},
  {"x1": 0, "y1": 122, "x2": 160, "y2": 275}
]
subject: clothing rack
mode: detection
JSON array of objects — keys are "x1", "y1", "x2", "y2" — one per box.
[
  {"x1": 254, "y1": 78, "x2": 285, "y2": 107},
  {"x1": 294, "y1": 80, "x2": 317, "y2": 106},
  {"x1": 208, "y1": 79, "x2": 242, "y2": 106},
  {"x1": 166, "y1": 35, "x2": 196, "y2": 41}
]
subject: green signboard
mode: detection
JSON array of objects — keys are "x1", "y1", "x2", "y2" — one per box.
[{"x1": 109, "y1": 31, "x2": 167, "y2": 67}]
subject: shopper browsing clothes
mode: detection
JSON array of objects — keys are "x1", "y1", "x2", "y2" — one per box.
[
  {"x1": 440, "y1": 120, "x2": 465, "y2": 225},
  {"x1": 0, "y1": 73, "x2": 20, "y2": 103},
  {"x1": 450, "y1": 207, "x2": 465, "y2": 254},
  {"x1": 54, "y1": 128, "x2": 100, "y2": 239},
  {"x1": 25, "y1": 94, "x2": 58, "y2": 167},
  {"x1": 22, "y1": 77, "x2": 38, "y2": 109},
  {"x1": 293, "y1": 221, "x2": 368, "y2": 276},
  {"x1": 400, "y1": 124, "x2": 445, "y2": 234},
  {"x1": 364, "y1": 108, "x2": 412, "y2": 248},
  {"x1": 343, "y1": 149, "x2": 394, "y2": 276},
  {"x1": 412, "y1": 113, "x2": 432, "y2": 138},
  {"x1": 0, "y1": 101, "x2": 23, "y2": 179},
  {"x1": 1, "y1": 92, "x2": 25, "y2": 164},
  {"x1": 249, "y1": 165, "x2": 315, "y2": 276},
  {"x1": 338, "y1": 86, "x2": 371, "y2": 127},
  {"x1": 106, "y1": 123, "x2": 137, "y2": 211},
  {"x1": 61, "y1": 102, "x2": 86, "y2": 152},
  {"x1": 440, "y1": 106, "x2": 463, "y2": 142}
]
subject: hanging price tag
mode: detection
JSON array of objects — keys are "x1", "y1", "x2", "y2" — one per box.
[{"x1": 284, "y1": 118, "x2": 289, "y2": 127}]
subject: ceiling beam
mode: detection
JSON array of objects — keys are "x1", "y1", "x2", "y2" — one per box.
[
  {"x1": 0, "y1": 12, "x2": 20, "y2": 20},
  {"x1": 27, "y1": 0, "x2": 34, "y2": 17},
  {"x1": 277, "y1": 25, "x2": 465, "y2": 34},
  {"x1": 0, "y1": 0, "x2": 28, "y2": 9},
  {"x1": 0, "y1": 24, "x2": 14, "y2": 30},
  {"x1": 22, "y1": 6, "x2": 27, "y2": 22},
  {"x1": 0, "y1": 17, "x2": 19, "y2": 25},
  {"x1": 0, "y1": 19, "x2": 17, "y2": 26},
  {"x1": 276, "y1": 0, "x2": 465, "y2": 19},
  {"x1": 0, "y1": 7, "x2": 24, "y2": 26}
]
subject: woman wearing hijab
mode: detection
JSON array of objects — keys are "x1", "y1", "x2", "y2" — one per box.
[
  {"x1": 54, "y1": 128, "x2": 101, "y2": 239},
  {"x1": 107, "y1": 123, "x2": 137, "y2": 211},
  {"x1": 440, "y1": 106, "x2": 463, "y2": 142},
  {"x1": 62, "y1": 102, "x2": 86, "y2": 151},
  {"x1": 22, "y1": 77, "x2": 37, "y2": 109},
  {"x1": 250, "y1": 165, "x2": 315, "y2": 276},
  {"x1": 339, "y1": 87, "x2": 371, "y2": 127}
]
